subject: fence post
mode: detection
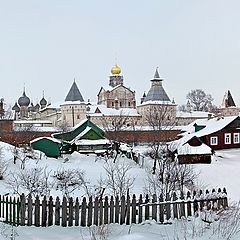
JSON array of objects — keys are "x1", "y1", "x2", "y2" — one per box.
[
  {"x1": 165, "y1": 193, "x2": 171, "y2": 221},
  {"x1": 99, "y1": 198, "x2": 103, "y2": 225},
  {"x1": 27, "y1": 194, "x2": 32, "y2": 226},
  {"x1": 186, "y1": 191, "x2": 192, "y2": 217},
  {"x1": 41, "y1": 196, "x2": 47, "y2": 227},
  {"x1": 87, "y1": 196, "x2": 92, "y2": 227},
  {"x1": 120, "y1": 195, "x2": 126, "y2": 224},
  {"x1": 126, "y1": 195, "x2": 130, "y2": 225},
  {"x1": 75, "y1": 197, "x2": 80, "y2": 226},
  {"x1": 179, "y1": 191, "x2": 185, "y2": 218},
  {"x1": 62, "y1": 196, "x2": 67, "y2": 227},
  {"x1": 104, "y1": 196, "x2": 109, "y2": 225},
  {"x1": 5, "y1": 196, "x2": 9, "y2": 224},
  {"x1": 145, "y1": 194, "x2": 150, "y2": 221},
  {"x1": 9, "y1": 197, "x2": 12, "y2": 224},
  {"x1": 172, "y1": 192, "x2": 178, "y2": 219},
  {"x1": 55, "y1": 196, "x2": 60, "y2": 226},
  {"x1": 211, "y1": 189, "x2": 217, "y2": 210},
  {"x1": 48, "y1": 196, "x2": 53, "y2": 226},
  {"x1": 193, "y1": 190, "x2": 198, "y2": 215},
  {"x1": 138, "y1": 194, "x2": 143, "y2": 224},
  {"x1": 132, "y1": 194, "x2": 137, "y2": 224},
  {"x1": 109, "y1": 196, "x2": 114, "y2": 224},
  {"x1": 223, "y1": 188, "x2": 228, "y2": 208},
  {"x1": 68, "y1": 197, "x2": 74, "y2": 227},
  {"x1": 20, "y1": 193, "x2": 26, "y2": 226},
  {"x1": 94, "y1": 197, "x2": 99, "y2": 226},
  {"x1": 115, "y1": 196, "x2": 119, "y2": 224},
  {"x1": 159, "y1": 193, "x2": 164, "y2": 224},
  {"x1": 34, "y1": 195, "x2": 40, "y2": 227},
  {"x1": 81, "y1": 197, "x2": 87, "y2": 227},
  {"x1": 16, "y1": 197, "x2": 20, "y2": 226}
]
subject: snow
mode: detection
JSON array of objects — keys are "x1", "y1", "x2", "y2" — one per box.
[
  {"x1": 1, "y1": 141, "x2": 240, "y2": 239},
  {"x1": 88, "y1": 104, "x2": 140, "y2": 117},
  {"x1": 30, "y1": 137, "x2": 62, "y2": 144},
  {"x1": 180, "y1": 115, "x2": 238, "y2": 137},
  {"x1": 177, "y1": 142, "x2": 212, "y2": 155}
]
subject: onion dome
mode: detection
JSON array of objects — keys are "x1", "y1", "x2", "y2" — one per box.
[
  {"x1": 18, "y1": 90, "x2": 30, "y2": 107},
  {"x1": 35, "y1": 103, "x2": 40, "y2": 112},
  {"x1": 12, "y1": 102, "x2": 20, "y2": 112},
  {"x1": 40, "y1": 96, "x2": 47, "y2": 106},
  {"x1": 111, "y1": 64, "x2": 121, "y2": 75},
  {"x1": 28, "y1": 102, "x2": 35, "y2": 112}
]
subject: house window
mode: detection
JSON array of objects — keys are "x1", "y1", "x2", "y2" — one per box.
[
  {"x1": 112, "y1": 102, "x2": 114, "y2": 107},
  {"x1": 210, "y1": 136, "x2": 218, "y2": 145},
  {"x1": 128, "y1": 102, "x2": 131, "y2": 107},
  {"x1": 234, "y1": 133, "x2": 240, "y2": 144},
  {"x1": 225, "y1": 133, "x2": 231, "y2": 144}
]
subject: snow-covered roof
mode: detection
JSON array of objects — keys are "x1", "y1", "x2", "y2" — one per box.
[
  {"x1": 168, "y1": 135, "x2": 212, "y2": 155},
  {"x1": 88, "y1": 104, "x2": 140, "y2": 117},
  {"x1": 176, "y1": 111, "x2": 213, "y2": 119},
  {"x1": 30, "y1": 136, "x2": 62, "y2": 144},
  {"x1": 74, "y1": 139, "x2": 111, "y2": 146},
  {"x1": 139, "y1": 100, "x2": 174, "y2": 106},
  {"x1": 14, "y1": 120, "x2": 52, "y2": 124},
  {"x1": 169, "y1": 115, "x2": 239, "y2": 155},
  {"x1": 61, "y1": 100, "x2": 87, "y2": 106},
  {"x1": 71, "y1": 126, "x2": 92, "y2": 143},
  {"x1": 181, "y1": 115, "x2": 239, "y2": 138},
  {"x1": 178, "y1": 142, "x2": 212, "y2": 155}
]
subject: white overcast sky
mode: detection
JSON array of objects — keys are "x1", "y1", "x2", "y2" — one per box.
[{"x1": 1, "y1": 0, "x2": 240, "y2": 107}]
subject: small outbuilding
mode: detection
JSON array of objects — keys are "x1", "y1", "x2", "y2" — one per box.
[{"x1": 30, "y1": 137, "x2": 63, "y2": 158}]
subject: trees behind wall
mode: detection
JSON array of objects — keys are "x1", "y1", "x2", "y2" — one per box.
[
  {"x1": 186, "y1": 89, "x2": 214, "y2": 111},
  {"x1": 144, "y1": 103, "x2": 198, "y2": 198},
  {"x1": 144, "y1": 103, "x2": 177, "y2": 174}
]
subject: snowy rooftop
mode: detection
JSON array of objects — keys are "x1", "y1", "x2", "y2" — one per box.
[
  {"x1": 88, "y1": 104, "x2": 140, "y2": 117},
  {"x1": 180, "y1": 115, "x2": 239, "y2": 137},
  {"x1": 176, "y1": 111, "x2": 213, "y2": 118}
]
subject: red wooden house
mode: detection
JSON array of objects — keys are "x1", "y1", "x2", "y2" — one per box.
[{"x1": 180, "y1": 115, "x2": 240, "y2": 151}]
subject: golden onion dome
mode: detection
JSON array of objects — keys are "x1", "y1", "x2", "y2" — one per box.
[{"x1": 111, "y1": 64, "x2": 121, "y2": 75}]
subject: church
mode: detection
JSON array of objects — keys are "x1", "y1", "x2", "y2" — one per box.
[{"x1": 10, "y1": 63, "x2": 239, "y2": 132}]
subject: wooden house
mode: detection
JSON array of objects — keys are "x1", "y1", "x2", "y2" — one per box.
[
  {"x1": 31, "y1": 118, "x2": 110, "y2": 157},
  {"x1": 30, "y1": 137, "x2": 63, "y2": 158},
  {"x1": 168, "y1": 136, "x2": 212, "y2": 164},
  {"x1": 180, "y1": 115, "x2": 240, "y2": 151}
]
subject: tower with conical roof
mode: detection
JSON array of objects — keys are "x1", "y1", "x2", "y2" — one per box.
[
  {"x1": 142, "y1": 68, "x2": 170, "y2": 103},
  {"x1": 61, "y1": 80, "x2": 86, "y2": 127},
  {"x1": 65, "y1": 80, "x2": 84, "y2": 102},
  {"x1": 137, "y1": 67, "x2": 177, "y2": 126},
  {"x1": 219, "y1": 90, "x2": 239, "y2": 116}
]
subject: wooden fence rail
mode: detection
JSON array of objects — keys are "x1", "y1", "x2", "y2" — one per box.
[{"x1": 0, "y1": 188, "x2": 228, "y2": 227}]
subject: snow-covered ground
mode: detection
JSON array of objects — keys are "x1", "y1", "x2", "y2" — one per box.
[{"x1": 1, "y1": 141, "x2": 240, "y2": 239}]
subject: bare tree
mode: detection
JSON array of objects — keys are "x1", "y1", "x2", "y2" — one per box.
[
  {"x1": 144, "y1": 156, "x2": 198, "y2": 199},
  {"x1": 144, "y1": 103, "x2": 177, "y2": 174},
  {"x1": 101, "y1": 111, "x2": 131, "y2": 142},
  {"x1": 0, "y1": 146, "x2": 8, "y2": 180},
  {"x1": 53, "y1": 168, "x2": 87, "y2": 199},
  {"x1": 103, "y1": 159, "x2": 135, "y2": 197},
  {"x1": 7, "y1": 166, "x2": 52, "y2": 197},
  {"x1": 186, "y1": 89, "x2": 214, "y2": 111},
  {"x1": 57, "y1": 120, "x2": 71, "y2": 133}
]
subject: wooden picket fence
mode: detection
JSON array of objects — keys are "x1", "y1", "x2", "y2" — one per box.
[{"x1": 0, "y1": 188, "x2": 228, "y2": 227}]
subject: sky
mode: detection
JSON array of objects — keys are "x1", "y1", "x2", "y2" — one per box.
[{"x1": 1, "y1": 0, "x2": 240, "y2": 107}]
